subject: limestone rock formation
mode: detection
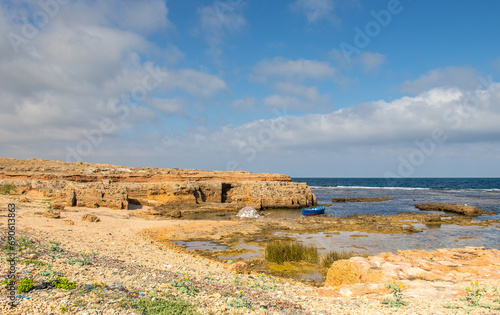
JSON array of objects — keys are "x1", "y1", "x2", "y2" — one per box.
[
  {"x1": 0, "y1": 157, "x2": 316, "y2": 210},
  {"x1": 325, "y1": 247, "x2": 500, "y2": 288},
  {"x1": 414, "y1": 202, "x2": 494, "y2": 216}
]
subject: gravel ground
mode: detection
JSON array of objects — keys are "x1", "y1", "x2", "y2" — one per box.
[{"x1": 1, "y1": 195, "x2": 499, "y2": 314}]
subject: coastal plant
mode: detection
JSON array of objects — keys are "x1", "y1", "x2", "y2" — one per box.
[
  {"x1": 60, "y1": 306, "x2": 68, "y2": 313},
  {"x1": 0, "y1": 183, "x2": 17, "y2": 194},
  {"x1": 492, "y1": 286, "x2": 500, "y2": 304},
  {"x1": 131, "y1": 295, "x2": 198, "y2": 314},
  {"x1": 1, "y1": 278, "x2": 16, "y2": 287},
  {"x1": 49, "y1": 241, "x2": 64, "y2": 252},
  {"x1": 381, "y1": 281, "x2": 408, "y2": 307},
  {"x1": 17, "y1": 278, "x2": 35, "y2": 293},
  {"x1": 250, "y1": 273, "x2": 278, "y2": 290},
  {"x1": 170, "y1": 274, "x2": 199, "y2": 297},
  {"x1": 464, "y1": 281, "x2": 486, "y2": 307},
  {"x1": 461, "y1": 282, "x2": 500, "y2": 310},
  {"x1": 21, "y1": 258, "x2": 50, "y2": 267},
  {"x1": 2, "y1": 233, "x2": 37, "y2": 252},
  {"x1": 52, "y1": 277, "x2": 76, "y2": 290},
  {"x1": 67, "y1": 253, "x2": 92, "y2": 266},
  {"x1": 264, "y1": 240, "x2": 318, "y2": 264},
  {"x1": 319, "y1": 250, "x2": 368, "y2": 268},
  {"x1": 228, "y1": 291, "x2": 251, "y2": 309}
]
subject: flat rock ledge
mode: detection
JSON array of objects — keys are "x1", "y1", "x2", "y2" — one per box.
[
  {"x1": 414, "y1": 202, "x2": 494, "y2": 216},
  {"x1": 325, "y1": 247, "x2": 500, "y2": 298},
  {"x1": 331, "y1": 197, "x2": 393, "y2": 202}
]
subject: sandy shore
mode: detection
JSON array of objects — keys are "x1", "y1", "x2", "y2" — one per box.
[{"x1": 1, "y1": 194, "x2": 499, "y2": 314}]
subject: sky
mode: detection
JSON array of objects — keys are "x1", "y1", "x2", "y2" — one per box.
[{"x1": 1, "y1": 0, "x2": 500, "y2": 177}]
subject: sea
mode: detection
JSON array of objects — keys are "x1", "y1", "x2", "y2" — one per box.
[{"x1": 286, "y1": 178, "x2": 500, "y2": 255}]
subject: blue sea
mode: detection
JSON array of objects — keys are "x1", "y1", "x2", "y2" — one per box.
[
  {"x1": 286, "y1": 178, "x2": 500, "y2": 254},
  {"x1": 293, "y1": 178, "x2": 500, "y2": 219}
]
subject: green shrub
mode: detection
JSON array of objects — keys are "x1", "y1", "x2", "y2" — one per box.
[
  {"x1": 1, "y1": 278, "x2": 16, "y2": 287},
  {"x1": 381, "y1": 281, "x2": 408, "y2": 307},
  {"x1": 52, "y1": 277, "x2": 76, "y2": 290},
  {"x1": 264, "y1": 240, "x2": 318, "y2": 264},
  {"x1": 0, "y1": 183, "x2": 16, "y2": 195},
  {"x1": 17, "y1": 278, "x2": 35, "y2": 293},
  {"x1": 131, "y1": 296, "x2": 198, "y2": 314},
  {"x1": 319, "y1": 250, "x2": 368, "y2": 268}
]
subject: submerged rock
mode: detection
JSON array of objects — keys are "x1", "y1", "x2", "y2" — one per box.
[
  {"x1": 414, "y1": 202, "x2": 494, "y2": 216},
  {"x1": 331, "y1": 197, "x2": 393, "y2": 202}
]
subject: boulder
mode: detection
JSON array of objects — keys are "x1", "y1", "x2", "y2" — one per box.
[
  {"x1": 51, "y1": 202, "x2": 65, "y2": 210},
  {"x1": 43, "y1": 209, "x2": 60, "y2": 219},
  {"x1": 82, "y1": 214, "x2": 100, "y2": 222},
  {"x1": 223, "y1": 261, "x2": 249, "y2": 274},
  {"x1": 236, "y1": 206, "x2": 262, "y2": 218},
  {"x1": 168, "y1": 210, "x2": 182, "y2": 218}
]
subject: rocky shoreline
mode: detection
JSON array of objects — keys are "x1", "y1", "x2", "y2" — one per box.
[
  {"x1": 1, "y1": 158, "x2": 500, "y2": 314},
  {"x1": 1, "y1": 194, "x2": 500, "y2": 314},
  {"x1": 0, "y1": 158, "x2": 316, "y2": 210}
]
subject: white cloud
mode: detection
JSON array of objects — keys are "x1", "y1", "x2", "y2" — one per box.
[
  {"x1": 358, "y1": 52, "x2": 386, "y2": 72},
  {"x1": 149, "y1": 98, "x2": 189, "y2": 117},
  {"x1": 263, "y1": 95, "x2": 303, "y2": 109},
  {"x1": 162, "y1": 69, "x2": 227, "y2": 98},
  {"x1": 0, "y1": 0, "x2": 227, "y2": 148},
  {"x1": 231, "y1": 98, "x2": 257, "y2": 110},
  {"x1": 275, "y1": 82, "x2": 330, "y2": 104},
  {"x1": 331, "y1": 49, "x2": 386, "y2": 73},
  {"x1": 152, "y1": 83, "x2": 500, "y2": 166},
  {"x1": 195, "y1": 1, "x2": 246, "y2": 60},
  {"x1": 253, "y1": 57, "x2": 337, "y2": 81},
  {"x1": 290, "y1": 0, "x2": 336, "y2": 23},
  {"x1": 401, "y1": 66, "x2": 483, "y2": 93}
]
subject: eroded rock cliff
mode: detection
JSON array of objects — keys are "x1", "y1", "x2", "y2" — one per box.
[{"x1": 0, "y1": 158, "x2": 316, "y2": 210}]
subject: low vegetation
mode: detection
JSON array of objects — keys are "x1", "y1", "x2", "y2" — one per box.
[
  {"x1": 461, "y1": 281, "x2": 500, "y2": 310},
  {"x1": 381, "y1": 281, "x2": 408, "y2": 307},
  {"x1": 0, "y1": 182, "x2": 17, "y2": 194},
  {"x1": 17, "y1": 278, "x2": 35, "y2": 293},
  {"x1": 265, "y1": 240, "x2": 318, "y2": 264},
  {"x1": 131, "y1": 295, "x2": 198, "y2": 315},
  {"x1": 52, "y1": 277, "x2": 76, "y2": 290}
]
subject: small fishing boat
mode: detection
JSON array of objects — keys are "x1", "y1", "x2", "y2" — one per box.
[{"x1": 301, "y1": 206, "x2": 326, "y2": 216}]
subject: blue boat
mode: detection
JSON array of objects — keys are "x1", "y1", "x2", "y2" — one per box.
[{"x1": 301, "y1": 206, "x2": 326, "y2": 216}]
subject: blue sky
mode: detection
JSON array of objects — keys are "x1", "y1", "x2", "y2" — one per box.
[{"x1": 1, "y1": 0, "x2": 500, "y2": 177}]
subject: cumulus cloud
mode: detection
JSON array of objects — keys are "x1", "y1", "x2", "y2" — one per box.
[
  {"x1": 0, "y1": 0, "x2": 226, "y2": 150},
  {"x1": 152, "y1": 83, "x2": 500, "y2": 168},
  {"x1": 290, "y1": 0, "x2": 336, "y2": 23},
  {"x1": 401, "y1": 66, "x2": 484, "y2": 93}
]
